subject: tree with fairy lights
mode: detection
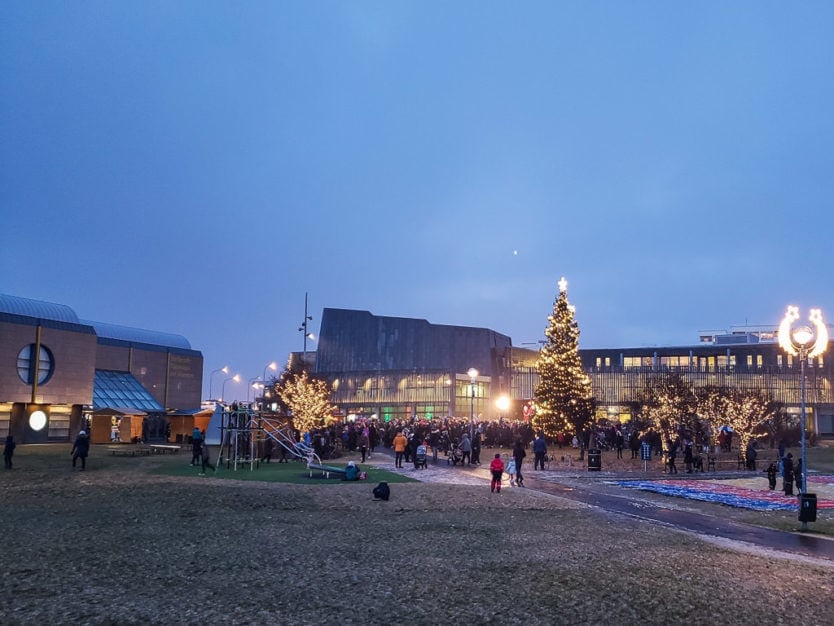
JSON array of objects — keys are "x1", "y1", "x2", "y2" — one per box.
[
  {"x1": 276, "y1": 370, "x2": 336, "y2": 434},
  {"x1": 533, "y1": 277, "x2": 594, "y2": 443}
]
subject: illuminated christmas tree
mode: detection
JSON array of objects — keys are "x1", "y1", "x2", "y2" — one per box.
[{"x1": 532, "y1": 277, "x2": 594, "y2": 439}]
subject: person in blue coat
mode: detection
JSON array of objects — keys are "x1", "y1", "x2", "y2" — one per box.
[{"x1": 533, "y1": 433, "x2": 547, "y2": 470}]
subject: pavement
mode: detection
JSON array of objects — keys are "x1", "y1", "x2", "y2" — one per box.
[{"x1": 364, "y1": 447, "x2": 834, "y2": 563}]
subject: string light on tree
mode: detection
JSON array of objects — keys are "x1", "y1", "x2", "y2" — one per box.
[{"x1": 532, "y1": 276, "x2": 595, "y2": 444}]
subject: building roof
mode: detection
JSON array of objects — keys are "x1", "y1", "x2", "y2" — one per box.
[
  {"x1": 0, "y1": 293, "x2": 80, "y2": 323},
  {"x1": 82, "y1": 320, "x2": 192, "y2": 350},
  {"x1": 93, "y1": 370, "x2": 165, "y2": 412}
]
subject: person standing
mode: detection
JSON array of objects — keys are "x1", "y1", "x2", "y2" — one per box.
[
  {"x1": 393, "y1": 430, "x2": 407, "y2": 468},
  {"x1": 533, "y1": 433, "x2": 547, "y2": 470},
  {"x1": 471, "y1": 428, "x2": 482, "y2": 465},
  {"x1": 489, "y1": 453, "x2": 505, "y2": 493},
  {"x1": 683, "y1": 439, "x2": 694, "y2": 474},
  {"x1": 666, "y1": 441, "x2": 678, "y2": 475},
  {"x1": 513, "y1": 439, "x2": 526, "y2": 487},
  {"x1": 357, "y1": 428, "x2": 369, "y2": 463},
  {"x1": 3, "y1": 435, "x2": 15, "y2": 469},
  {"x1": 190, "y1": 427, "x2": 203, "y2": 466},
  {"x1": 782, "y1": 453, "x2": 795, "y2": 496},
  {"x1": 71, "y1": 430, "x2": 90, "y2": 470},
  {"x1": 459, "y1": 432, "x2": 472, "y2": 466},
  {"x1": 615, "y1": 429, "x2": 624, "y2": 460},
  {"x1": 795, "y1": 458, "x2": 803, "y2": 494}
]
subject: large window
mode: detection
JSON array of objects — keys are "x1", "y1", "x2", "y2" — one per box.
[{"x1": 17, "y1": 344, "x2": 54, "y2": 385}]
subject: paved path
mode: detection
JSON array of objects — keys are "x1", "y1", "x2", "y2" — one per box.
[{"x1": 370, "y1": 449, "x2": 834, "y2": 562}]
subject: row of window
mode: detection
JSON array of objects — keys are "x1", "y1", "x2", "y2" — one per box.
[{"x1": 599, "y1": 354, "x2": 825, "y2": 369}]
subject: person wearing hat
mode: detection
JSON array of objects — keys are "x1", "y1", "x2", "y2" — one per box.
[{"x1": 71, "y1": 429, "x2": 90, "y2": 470}]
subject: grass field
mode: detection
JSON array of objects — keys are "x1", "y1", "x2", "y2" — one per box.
[{"x1": 2, "y1": 444, "x2": 834, "y2": 625}]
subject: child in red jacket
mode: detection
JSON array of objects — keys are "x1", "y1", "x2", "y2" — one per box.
[{"x1": 489, "y1": 453, "x2": 505, "y2": 493}]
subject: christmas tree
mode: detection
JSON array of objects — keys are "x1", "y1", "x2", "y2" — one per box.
[{"x1": 532, "y1": 277, "x2": 594, "y2": 439}]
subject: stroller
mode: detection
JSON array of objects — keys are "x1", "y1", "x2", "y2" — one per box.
[
  {"x1": 447, "y1": 442, "x2": 463, "y2": 466},
  {"x1": 414, "y1": 444, "x2": 428, "y2": 470}
]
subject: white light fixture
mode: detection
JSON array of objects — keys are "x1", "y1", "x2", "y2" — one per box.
[{"x1": 29, "y1": 410, "x2": 47, "y2": 431}]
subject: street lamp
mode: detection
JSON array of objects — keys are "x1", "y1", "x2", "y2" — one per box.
[
  {"x1": 468, "y1": 368, "x2": 479, "y2": 438},
  {"x1": 777, "y1": 305, "x2": 829, "y2": 530},
  {"x1": 248, "y1": 379, "x2": 264, "y2": 404},
  {"x1": 263, "y1": 361, "x2": 278, "y2": 385},
  {"x1": 208, "y1": 365, "x2": 229, "y2": 401},
  {"x1": 299, "y1": 292, "x2": 314, "y2": 370},
  {"x1": 220, "y1": 374, "x2": 241, "y2": 403}
]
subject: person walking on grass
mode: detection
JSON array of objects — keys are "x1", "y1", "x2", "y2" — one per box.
[
  {"x1": 199, "y1": 443, "x2": 216, "y2": 475},
  {"x1": 489, "y1": 453, "x2": 505, "y2": 493},
  {"x1": 3, "y1": 435, "x2": 15, "y2": 469},
  {"x1": 71, "y1": 430, "x2": 90, "y2": 470}
]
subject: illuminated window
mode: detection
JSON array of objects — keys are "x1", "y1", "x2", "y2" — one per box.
[
  {"x1": 757, "y1": 355, "x2": 763, "y2": 368},
  {"x1": 747, "y1": 355, "x2": 753, "y2": 367},
  {"x1": 777, "y1": 354, "x2": 783, "y2": 367},
  {"x1": 17, "y1": 344, "x2": 54, "y2": 385}
]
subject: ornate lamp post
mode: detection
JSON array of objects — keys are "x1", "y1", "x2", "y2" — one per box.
[
  {"x1": 208, "y1": 365, "x2": 229, "y2": 401},
  {"x1": 778, "y1": 305, "x2": 829, "y2": 530},
  {"x1": 468, "y1": 368, "x2": 479, "y2": 438},
  {"x1": 220, "y1": 374, "x2": 241, "y2": 403}
]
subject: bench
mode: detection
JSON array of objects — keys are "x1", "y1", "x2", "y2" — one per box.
[
  {"x1": 149, "y1": 444, "x2": 181, "y2": 455},
  {"x1": 109, "y1": 447, "x2": 151, "y2": 457}
]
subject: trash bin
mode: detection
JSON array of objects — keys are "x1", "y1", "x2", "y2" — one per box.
[
  {"x1": 588, "y1": 449, "x2": 601, "y2": 472},
  {"x1": 799, "y1": 493, "x2": 817, "y2": 523}
]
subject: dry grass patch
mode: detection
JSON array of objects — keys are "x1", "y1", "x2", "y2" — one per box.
[{"x1": 2, "y1": 447, "x2": 834, "y2": 624}]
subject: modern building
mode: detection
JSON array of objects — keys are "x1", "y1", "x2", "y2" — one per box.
[
  {"x1": 312, "y1": 308, "x2": 512, "y2": 422},
  {"x1": 0, "y1": 294, "x2": 203, "y2": 444},
  {"x1": 306, "y1": 308, "x2": 834, "y2": 436},
  {"x1": 576, "y1": 326, "x2": 834, "y2": 436}
]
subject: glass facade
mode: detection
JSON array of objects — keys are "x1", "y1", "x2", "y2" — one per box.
[{"x1": 93, "y1": 370, "x2": 164, "y2": 411}]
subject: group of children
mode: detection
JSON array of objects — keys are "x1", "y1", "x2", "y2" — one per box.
[{"x1": 488, "y1": 453, "x2": 522, "y2": 493}]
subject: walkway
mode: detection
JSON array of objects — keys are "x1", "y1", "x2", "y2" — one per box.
[{"x1": 369, "y1": 448, "x2": 834, "y2": 562}]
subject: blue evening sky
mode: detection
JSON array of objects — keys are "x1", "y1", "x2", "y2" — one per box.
[{"x1": 2, "y1": 2, "x2": 833, "y2": 401}]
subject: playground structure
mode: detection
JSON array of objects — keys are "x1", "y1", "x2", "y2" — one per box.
[{"x1": 215, "y1": 405, "x2": 322, "y2": 471}]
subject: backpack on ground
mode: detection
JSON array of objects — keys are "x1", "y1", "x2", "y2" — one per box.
[{"x1": 373, "y1": 481, "x2": 390, "y2": 501}]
